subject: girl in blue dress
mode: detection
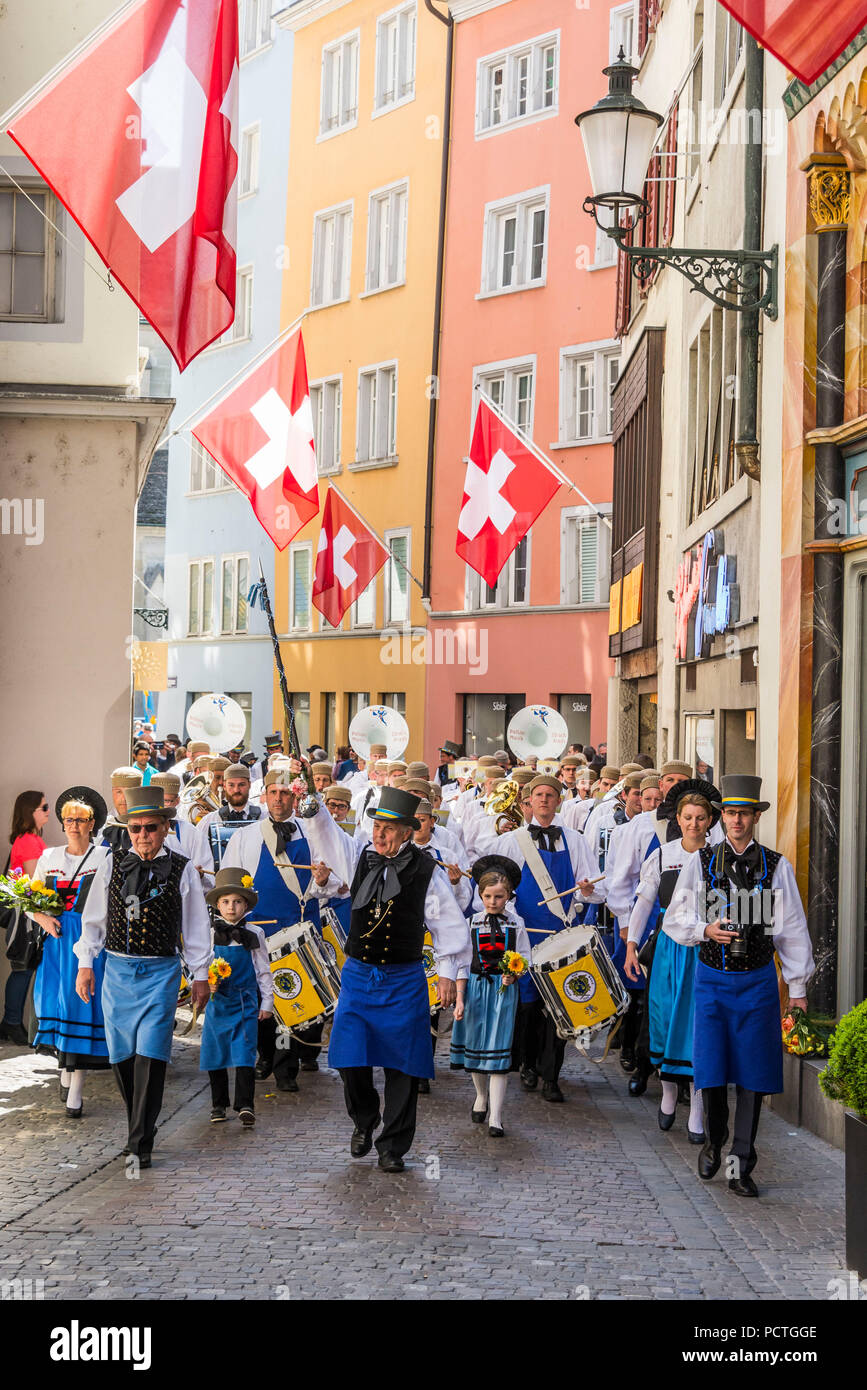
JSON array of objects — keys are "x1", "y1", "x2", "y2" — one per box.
[
  {"x1": 450, "y1": 856, "x2": 530, "y2": 1138},
  {"x1": 202, "y1": 868, "x2": 273, "y2": 1127}
]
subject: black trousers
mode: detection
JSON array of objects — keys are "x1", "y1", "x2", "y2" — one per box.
[
  {"x1": 512, "y1": 1000, "x2": 566, "y2": 1082},
  {"x1": 112, "y1": 1055, "x2": 166, "y2": 1157},
  {"x1": 339, "y1": 1067, "x2": 419, "y2": 1159},
  {"x1": 257, "y1": 1015, "x2": 323, "y2": 1081},
  {"x1": 703, "y1": 1084, "x2": 765, "y2": 1177},
  {"x1": 209, "y1": 1066, "x2": 255, "y2": 1111}
]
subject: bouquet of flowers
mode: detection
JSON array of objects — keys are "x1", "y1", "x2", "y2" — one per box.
[
  {"x1": 498, "y1": 949, "x2": 529, "y2": 994},
  {"x1": 207, "y1": 957, "x2": 232, "y2": 993},
  {"x1": 781, "y1": 1006, "x2": 834, "y2": 1057},
  {"x1": 0, "y1": 870, "x2": 64, "y2": 917}
]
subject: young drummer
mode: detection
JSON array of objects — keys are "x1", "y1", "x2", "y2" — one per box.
[
  {"x1": 201, "y1": 868, "x2": 273, "y2": 1127},
  {"x1": 450, "y1": 856, "x2": 530, "y2": 1138}
]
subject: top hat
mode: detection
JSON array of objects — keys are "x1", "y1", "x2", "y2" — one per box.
[
  {"x1": 264, "y1": 732, "x2": 284, "y2": 749},
  {"x1": 55, "y1": 785, "x2": 108, "y2": 833},
  {"x1": 205, "y1": 867, "x2": 259, "y2": 911},
  {"x1": 712, "y1": 774, "x2": 770, "y2": 813},
  {"x1": 438, "y1": 740, "x2": 462, "y2": 758},
  {"x1": 123, "y1": 786, "x2": 173, "y2": 819},
  {"x1": 471, "y1": 854, "x2": 522, "y2": 893},
  {"x1": 367, "y1": 786, "x2": 422, "y2": 830}
]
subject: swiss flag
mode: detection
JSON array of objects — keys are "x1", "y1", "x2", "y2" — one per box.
[
  {"x1": 8, "y1": 0, "x2": 238, "y2": 370},
  {"x1": 313, "y1": 487, "x2": 390, "y2": 628},
  {"x1": 191, "y1": 329, "x2": 319, "y2": 549},
  {"x1": 717, "y1": 1, "x2": 867, "y2": 85},
  {"x1": 456, "y1": 397, "x2": 561, "y2": 589}
]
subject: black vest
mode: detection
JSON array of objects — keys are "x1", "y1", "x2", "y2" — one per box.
[
  {"x1": 469, "y1": 921, "x2": 518, "y2": 976},
  {"x1": 346, "y1": 843, "x2": 436, "y2": 966},
  {"x1": 697, "y1": 842, "x2": 782, "y2": 972},
  {"x1": 105, "y1": 850, "x2": 186, "y2": 958}
]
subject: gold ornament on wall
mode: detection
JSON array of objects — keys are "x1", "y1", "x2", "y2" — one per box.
[{"x1": 808, "y1": 166, "x2": 851, "y2": 232}]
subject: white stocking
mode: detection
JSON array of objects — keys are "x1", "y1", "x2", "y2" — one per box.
[
  {"x1": 60, "y1": 1067, "x2": 71, "y2": 1088},
  {"x1": 471, "y1": 1072, "x2": 489, "y2": 1113},
  {"x1": 689, "y1": 1083, "x2": 704, "y2": 1133},
  {"x1": 660, "y1": 1079, "x2": 678, "y2": 1116},
  {"x1": 488, "y1": 1073, "x2": 508, "y2": 1129},
  {"x1": 66, "y1": 1071, "x2": 84, "y2": 1109}
]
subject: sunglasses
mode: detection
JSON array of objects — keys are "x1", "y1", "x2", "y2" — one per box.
[
  {"x1": 128, "y1": 823, "x2": 163, "y2": 835},
  {"x1": 39, "y1": 804, "x2": 49, "y2": 812}
]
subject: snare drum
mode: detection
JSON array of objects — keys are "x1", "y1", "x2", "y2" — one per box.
[
  {"x1": 268, "y1": 923, "x2": 341, "y2": 1034},
  {"x1": 423, "y1": 929, "x2": 439, "y2": 1015},
  {"x1": 320, "y1": 906, "x2": 348, "y2": 975},
  {"x1": 530, "y1": 926, "x2": 629, "y2": 1041}
]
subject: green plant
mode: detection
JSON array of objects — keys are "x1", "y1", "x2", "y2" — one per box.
[{"x1": 819, "y1": 1000, "x2": 867, "y2": 1117}]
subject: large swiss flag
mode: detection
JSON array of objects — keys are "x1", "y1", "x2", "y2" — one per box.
[
  {"x1": 191, "y1": 329, "x2": 320, "y2": 549},
  {"x1": 718, "y1": 1, "x2": 867, "y2": 85},
  {"x1": 456, "y1": 397, "x2": 561, "y2": 589},
  {"x1": 313, "y1": 487, "x2": 390, "y2": 628},
  {"x1": 8, "y1": 0, "x2": 238, "y2": 370}
]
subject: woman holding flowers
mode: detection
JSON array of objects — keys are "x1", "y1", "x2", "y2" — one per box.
[
  {"x1": 28, "y1": 788, "x2": 111, "y2": 1115},
  {"x1": 1, "y1": 791, "x2": 52, "y2": 1044},
  {"x1": 450, "y1": 856, "x2": 530, "y2": 1137}
]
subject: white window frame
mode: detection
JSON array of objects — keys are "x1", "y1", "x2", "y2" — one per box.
[
  {"x1": 310, "y1": 201, "x2": 353, "y2": 309},
  {"x1": 351, "y1": 574, "x2": 377, "y2": 630},
  {"x1": 384, "y1": 527, "x2": 411, "y2": 627},
  {"x1": 219, "y1": 553, "x2": 250, "y2": 636},
  {"x1": 479, "y1": 186, "x2": 549, "y2": 298},
  {"x1": 354, "y1": 358, "x2": 398, "y2": 467},
  {"x1": 188, "y1": 439, "x2": 233, "y2": 495},
  {"x1": 363, "y1": 178, "x2": 409, "y2": 296},
  {"x1": 309, "y1": 374, "x2": 343, "y2": 477},
  {"x1": 716, "y1": 6, "x2": 744, "y2": 105},
  {"x1": 289, "y1": 541, "x2": 314, "y2": 633},
  {"x1": 590, "y1": 221, "x2": 618, "y2": 271},
  {"x1": 557, "y1": 340, "x2": 621, "y2": 446},
  {"x1": 609, "y1": 2, "x2": 636, "y2": 63},
  {"x1": 373, "y1": 2, "x2": 417, "y2": 117},
  {"x1": 464, "y1": 532, "x2": 532, "y2": 612},
  {"x1": 473, "y1": 354, "x2": 537, "y2": 440},
  {"x1": 475, "y1": 30, "x2": 559, "y2": 138},
  {"x1": 560, "y1": 505, "x2": 612, "y2": 607},
  {"x1": 240, "y1": 0, "x2": 272, "y2": 61},
  {"x1": 229, "y1": 265, "x2": 253, "y2": 342},
  {"x1": 0, "y1": 182, "x2": 60, "y2": 323},
  {"x1": 187, "y1": 557, "x2": 215, "y2": 637},
  {"x1": 318, "y1": 29, "x2": 360, "y2": 140},
  {"x1": 238, "y1": 124, "x2": 260, "y2": 199}
]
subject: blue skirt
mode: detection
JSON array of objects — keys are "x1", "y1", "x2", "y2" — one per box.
[
  {"x1": 328, "y1": 958, "x2": 434, "y2": 1079},
  {"x1": 648, "y1": 932, "x2": 697, "y2": 1081},
  {"x1": 450, "y1": 973, "x2": 518, "y2": 1073},
  {"x1": 101, "y1": 954, "x2": 182, "y2": 1064},
  {"x1": 33, "y1": 910, "x2": 109, "y2": 1065},
  {"x1": 692, "y1": 959, "x2": 783, "y2": 1094}
]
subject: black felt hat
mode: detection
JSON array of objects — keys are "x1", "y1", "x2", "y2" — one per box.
[
  {"x1": 471, "y1": 854, "x2": 522, "y2": 892},
  {"x1": 55, "y1": 785, "x2": 108, "y2": 833},
  {"x1": 657, "y1": 777, "x2": 722, "y2": 828}
]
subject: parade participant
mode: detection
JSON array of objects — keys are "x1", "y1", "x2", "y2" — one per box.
[
  {"x1": 461, "y1": 760, "x2": 509, "y2": 855},
  {"x1": 557, "y1": 754, "x2": 585, "y2": 799},
  {"x1": 323, "y1": 783, "x2": 354, "y2": 824},
  {"x1": 603, "y1": 762, "x2": 697, "y2": 933},
  {"x1": 561, "y1": 768, "x2": 598, "y2": 830},
  {"x1": 319, "y1": 784, "x2": 359, "y2": 942},
  {"x1": 338, "y1": 752, "x2": 368, "y2": 794},
  {"x1": 187, "y1": 764, "x2": 262, "y2": 884},
  {"x1": 101, "y1": 769, "x2": 143, "y2": 853},
  {"x1": 225, "y1": 743, "x2": 244, "y2": 767},
  {"x1": 449, "y1": 755, "x2": 496, "y2": 825},
  {"x1": 311, "y1": 762, "x2": 334, "y2": 796},
  {"x1": 329, "y1": 788, "x2": 471, "y2": 1172},
  {"x1": 29, "y1": 789, "x2": 111, "y2": 1116},
  {"x1": 174, "y1": 740, "x2": 209, "y2": 783},
  {"x1": 640, "y1": 775, "x2": 663, "y2": 812},
  {"x1": 424, "y1": 780, "x2": 466, "y2": 854},
  {"x1": 624, "y1": 784, "x2": 719, "y2": 1128},
  {"x1": 75, "y1": 787, "x2": 212, "y2": 1168},
  {"x1": 220, "y1": 768, "x2": 351, "y2": 1090},
  {"x1": 387, "y1": 761, "x2": 408, "y2": 786},
  {"x1": 202, "y1": 868, "x2": 273, "y2": 1127},
  {"x1": 450, "y1": 856, "x2": 530, "y2": 1137},
  {"x1": 351, "y1": 750, "x2": 390, "y2": 836},
  {"x1": 664, "y1": 776, "x2": 814, "y2": 1197},
  {"x1": 490, "y1": 776, "x2": 602, "y2": 1101},
  {"x1": 412, "y1": 799, "x2": 471, "y2": 913},
  {"x1": 149, "y1": 773, "x2": 201, "y2": 862},
  {"x1": 435, "y1": 741, "x2": 462, "y2": 788}
]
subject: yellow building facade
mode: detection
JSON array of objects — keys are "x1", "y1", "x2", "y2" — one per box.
[{"x1": 274, "y1": 0, "x2": 448, "y2": 757}]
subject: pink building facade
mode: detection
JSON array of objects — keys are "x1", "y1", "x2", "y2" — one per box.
[{"x1": 424, "y1": 0, "x2": 622, "y2": 763}]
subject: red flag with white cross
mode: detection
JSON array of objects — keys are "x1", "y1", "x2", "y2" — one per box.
[
  {"x1": 8, "y1": 0, "x2": 239, "y2": 370},
  {"x1": 191, "y1": 329, "x2": 320, "y2": 549},
  {"x1": 312, "y1": 487, "x2": 390, "y2": 628},
  {"x1": 716, "y1": 1, "x2": 867, "y2": 85},
  {"x1": 456, "y1": 397, "x2": 561, "y2": 589}
]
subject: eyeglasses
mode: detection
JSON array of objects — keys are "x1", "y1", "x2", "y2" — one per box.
[
  {"x1": 128, "y1": 823, "x2": 162, "y2": 834},
  {"x1": 63, "y1": 817, "x2": 92, "y2": 826}
]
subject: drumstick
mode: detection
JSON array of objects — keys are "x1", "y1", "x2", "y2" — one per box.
[
  {"x1": 536, "y1": 873, "x2": 605, "y2": 907},
  {"x1": 434, "y1": 859, "x2": 473, "y2": 880}
]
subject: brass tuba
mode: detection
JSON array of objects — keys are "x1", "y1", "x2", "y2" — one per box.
[
  {"x1": 484, "y1": 778, "x2": 522, "y2": 834},
  {"x1": 179, "y1": 773, "x2": 221, "y2": 825}
]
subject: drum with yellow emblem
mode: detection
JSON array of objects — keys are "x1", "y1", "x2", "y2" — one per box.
[
  {"x1": 423, "y1": 929, "x2": 439, "y2": 1015},
  {"x1": 319, "y1": 906, "x2": 348, "y2": 975},
  {"x1": 530, "y1": 926, "x2": 629, "y2": 1041},
  {"x1": 268, "y1": 923, "x2": 341, "y2": 1035}
]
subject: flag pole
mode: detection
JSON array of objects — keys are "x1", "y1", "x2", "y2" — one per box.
[
  {"x1": 255, "y1": 557, "x2": 301, "y2": 761},
  {"x1": 330, "y1": 484, "x2": 425, "y2": 592},
  {"x1": 474, "y1": 388, "x2": 613, "y2": 532}
]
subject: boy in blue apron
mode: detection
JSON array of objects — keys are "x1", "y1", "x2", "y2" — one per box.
[{"x1": 202, "y1": 868, "x2": 273, "y2": 1127}]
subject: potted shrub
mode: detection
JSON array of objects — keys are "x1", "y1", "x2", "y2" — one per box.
[{"x1": 819, "y1": 1000, "x2": 867, "y2": 1277}]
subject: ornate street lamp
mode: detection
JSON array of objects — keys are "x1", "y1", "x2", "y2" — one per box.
[{"x1": 576, "y1": 50, "x2": 778, "y2": 319}]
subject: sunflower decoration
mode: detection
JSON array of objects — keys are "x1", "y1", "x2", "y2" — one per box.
[
  {"x1": 498, "y1": 949, "x2": 529, "y2": 994},
  {"x1": 208, "y1": 957, "x2": 233, "y2": 993},
  {"x1": 0, "y1": 872, "x2": 64, "y2": 916}
]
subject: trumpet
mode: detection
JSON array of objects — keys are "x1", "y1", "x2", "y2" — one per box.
[{"x1": 484, "y1": 778, "x2": 522, "y2": 834}]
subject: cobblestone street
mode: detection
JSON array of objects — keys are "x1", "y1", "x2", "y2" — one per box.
[{"x1": 0, "y1": 1027, "x2": 847, "y2": 1302}]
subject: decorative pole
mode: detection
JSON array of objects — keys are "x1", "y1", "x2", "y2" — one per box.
[{"x1": 251, "y1": 558, "x2": 300, "y2": 760}]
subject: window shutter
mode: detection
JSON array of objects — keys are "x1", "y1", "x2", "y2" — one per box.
[
  {"x1": 662, "y1": 102, "x2": 678, "y2": 246},
  {"x1": 615, "y1": 224, "x2": 632, "y2": 335},
  {"x1": 579, "y1": 520, "x2": 599, "y2": 604}
]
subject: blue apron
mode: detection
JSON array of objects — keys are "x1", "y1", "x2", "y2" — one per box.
[
  {"x1": 692, "y1": 958, "x2": 783, "y2": 1094},
  {"x1": 248, "y1": 836, "x2": 320, "y2": 940},
  {"x1": 329, "y1": 958, "x2": 434, "y2": 1078},
  {"x1": 34, "y1": 872, "x2": 109, "y2": 1062},
  {"x1": 514, "y1": 844, "x2": 575, "y2": 1003},
  {"x1": 200, "y1": 940, "x2": 259, "y2": 1071},
  {"x1": 101, "y1": 954, "x2": 182, "y2": 1063}
]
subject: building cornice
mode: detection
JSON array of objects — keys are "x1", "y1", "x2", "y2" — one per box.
[
  {"x1": 0, "y1": 388, "x2": 174, "y2": 490},
  {"x1": 805, "y1": 413, "x2": 867, "y2": 449},
  {"x1": 783, "y1": 28, "x2": 867, "y2": 120},
  {"x1": 274, "y1": 0, "x2": 353, "y2": 34},
  {"x1": 449, "y1": 0, "x2": 514, "y2": 22}
]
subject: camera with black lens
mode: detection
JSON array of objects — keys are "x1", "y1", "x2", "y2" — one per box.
[{"x1": 728, "y1": 922, "x2": 750, "y2": 959}]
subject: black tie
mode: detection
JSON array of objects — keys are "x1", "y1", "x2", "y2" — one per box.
[
  {"x1": 529, "y1": 824, "x2": 562, "y2": 853},
  {"x1": 222, "y1": 809, "x2": 249, "y2": 822},
  {"x1": 213, "y1": 922, "x2": 259, "y2": 950},
  {"x1": 355, "y1": 843, "x2": 413, "y2": 911},
  {"x1": 117, "y1": 850, "x2": 173, "y2": 906},
  {"x1": 271, "y1": 820, "x2": 298, "y2": 854},
  {"x1": 722, "y1": 842, "x2": 764, "y2": 894}
]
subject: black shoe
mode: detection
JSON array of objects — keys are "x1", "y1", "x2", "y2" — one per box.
[
  {"x1": 542, "y1": 1082, "x2": 564, "y2": 1103},
  {"x1": 728, "y1": 1174, "x2": 759, "y2": 1198},
  {"x1": 300, "y1": 1060, "x2": 319, "y2": 1072},
  {"x1": 276, "y1": 1078, "x2": 299, "y2": 1093},
  {"x1": 254, "y1": 1062, "x2": 272, "y2": 1081},
  {"x1": 698, "y1": 1143, "x2": 722, "y2": 1180},
  {"x1": 619, "y1": 1049, "x2": 637, "y2": 1073},
  {"x1": 65, "y1": 1103, "x2": 84, "y2": 1119},
  {"x1": 471, "y1": 1105, "x2": 488, "y2": 1124},
  {"x1": 628, "y1": 1073, "x2": 649, "y2": 1097},
  {"x1": 0, "y1": 1022, "x2": 28, "y2": 1045},
  {"x1": 138, "y1": 1152, "x2": 152, "y2": 1170},
  {"x1": 377, "y1": 1152, "x2": 405, "y2": 1173},
  {"x1": 687, "y1": 1128, "x2": 705, "y2": 1145},
  {"x1": 488, "y1": 1126, "x2": 504, "y2": 1138},
  {"x1": 418, "y1": 1078, "x2": 431, "y2": 1095},
  {"x1": 210, "y1": 1107, "x2": 227, "y2": 1123},
  {"x1": 658, "y1": 1107, "x2": 676, "y2": 1131},
  {"x1": 239, "y1": 1108, "x2": 255, "y2": 1128},
  {"x1": 350, "y1": 1124, "x2": 376, "y2": 1158},
  {"x1": 520, "y1": 1067, "x2": 538, "y2": 1091}
]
